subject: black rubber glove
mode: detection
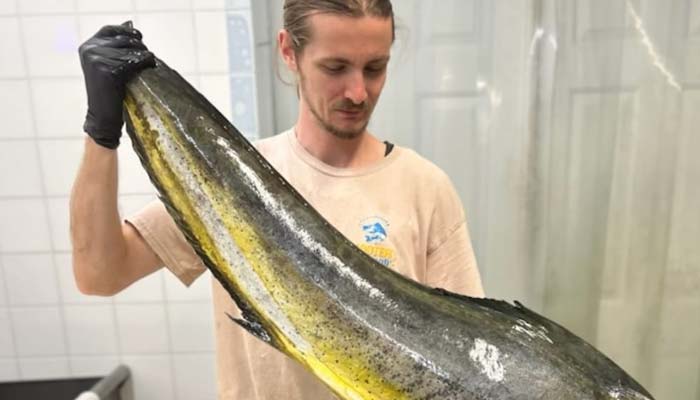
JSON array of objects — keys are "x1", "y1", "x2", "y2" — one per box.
[{"x1": 79, "y1": 21, "x2": 155, "y2": 149}]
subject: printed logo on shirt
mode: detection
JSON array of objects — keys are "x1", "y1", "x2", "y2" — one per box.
[
  {"x1": 362, "y1": 217, "x2": 388, "y2": 244},
  {"x1": 358, "y1": 216, "x2": 395, "y2": 268}
]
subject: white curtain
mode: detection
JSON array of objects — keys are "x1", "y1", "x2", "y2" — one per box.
[{"x1": 254, "y1": 0, "x2": 700, "y2": 397}]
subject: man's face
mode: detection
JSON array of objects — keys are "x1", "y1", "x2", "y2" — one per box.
[{"x1": 288, "y1": 14, "x2": 393, "y2": 139}]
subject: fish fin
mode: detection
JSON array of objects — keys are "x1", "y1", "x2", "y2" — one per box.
[
  {"x1": 431, "y1": 287, "x2": 525, "y2": 316},
  {"x1": 226, "y1": 312, "x2": 279, "y2": 347},
  {"x1": 432, "y1": 287, "x2": 567, "y2": 330},
  {"x1": 431, "y1": 288, "x2": 569, "y2": 332},
  {"x1": 156, "y1": 193, "x2": 286, "y2": 352}
]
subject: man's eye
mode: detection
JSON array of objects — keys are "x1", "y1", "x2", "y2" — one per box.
[
  {"x1": 365, "y1": 65, "x2": 387, "y2": 75},
  {"x1": 323, "y1": 65, "x2": 345, "y2": 73}
]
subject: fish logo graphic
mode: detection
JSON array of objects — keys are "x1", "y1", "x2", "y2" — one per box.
[{"x1": 361, "y1": 218, "x2": 388, "y2": 244}]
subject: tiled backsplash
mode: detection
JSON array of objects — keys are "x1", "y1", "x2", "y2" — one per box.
[{"x1": 0, "y1": 1, "x2": 259, "y2": 399}]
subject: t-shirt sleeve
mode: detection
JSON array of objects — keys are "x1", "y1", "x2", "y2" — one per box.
[
  {"x1": 426, "y1": 221, "x2": 484, "y2": 297},
  {"x1": 125, "y1": 200, "x2": 207, "y2": 286},
  {"x1": 425, "y1": 173, "x2": 484, "y2": 297}
]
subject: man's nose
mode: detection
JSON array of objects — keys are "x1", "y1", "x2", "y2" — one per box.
[{"x1": 344, "y1": 71, "x2": 368, "y2": 105}]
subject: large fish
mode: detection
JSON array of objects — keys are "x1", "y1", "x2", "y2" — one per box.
[{"x1": 123, "y1": 59, "x2": 655, "y2": 400}]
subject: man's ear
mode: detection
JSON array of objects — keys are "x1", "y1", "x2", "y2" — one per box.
[{"x1": 277, "y1": 29, "x2": 298, "y2": 72}]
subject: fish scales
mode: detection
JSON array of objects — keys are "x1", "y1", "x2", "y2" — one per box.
[{"x1": 123, "y1": 59, "x2": 655, "y2": 400}]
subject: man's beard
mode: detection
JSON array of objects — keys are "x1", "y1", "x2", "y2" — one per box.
[{"x1": 299, "y1": 75, "x2": 372, "y2": 140}]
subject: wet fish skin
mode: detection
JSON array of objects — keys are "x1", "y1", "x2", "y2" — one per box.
[{"x1": 123, "y1": 59, "x2": 655, "y2": 400}]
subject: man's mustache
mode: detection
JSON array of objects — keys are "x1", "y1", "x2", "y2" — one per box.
[{"x1": 333, "y1": 100, "x2": 368, "y2": 112}]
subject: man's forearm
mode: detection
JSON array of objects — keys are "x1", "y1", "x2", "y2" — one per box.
[{"x1": 69, "y1": 137, "x2": 126, "y2": 294}]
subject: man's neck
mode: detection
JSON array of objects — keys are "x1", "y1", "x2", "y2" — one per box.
[{"x1": 294, "y1": 117, "x2": 386, "y2": 169}]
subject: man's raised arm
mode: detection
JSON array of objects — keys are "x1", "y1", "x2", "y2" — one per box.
[{"x1": 70, "y1": 22, "x2": 160, "y2": 295}]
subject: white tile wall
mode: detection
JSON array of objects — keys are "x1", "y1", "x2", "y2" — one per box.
[
  {"x1": 11, "y1": 307, "x2": 66, "y2": 356},
  {"x1": 0, "y1": 308, "x2": 14, "y2": 357},
  {"x1": 0, "y1": 2, "x2": 257, "y2": 398},
  {"x1": 135, "y1": 12, "x2": 197, "y2": 74},
  {"x1": 193, "y1": 0, "x2": 227, "y2": 10},
  {"x1": 18, "y1": 357, "x2": 70, "y2": 380},
  {"x1": 0, "y1": 80, "x2": 33, "y2": 138},
  {"x1": 114, "y1": 270, "x2": 164, "y2": 303},
  {"x1": 53, "y1": 253, "x2": 111, "y2": 305},
  {"x1": 46, "y1": 197, "x2": 71, "y2": 251},
  {"x1": 0, "y1": 17, "x2": 26, "y2": 77},
  {"x1": 0, "y1": 268, "x2": 6, "y2": 307},
  {"x1": 0, "y1": 141, "x2": 43, "y2": 197},
  {"x1": 172, "y1": 353, "x2": 217, "y2": 400},
  {"x1": 76, "y1": 0, "x2": 132, "y2": 14},
  {"x1": 164, "y1": 270, "x2": 212, "y2": 302},
  {"x1": 69, "y1": 355, "x2": 121, "y2": 377},
  {"x1": 64, "y1": 305, "x2": 118, "y2": 355},
  {"x1": 118, "y1": 137, "x2": 157, "y2": 194},
  {"x1": 118, "y1": 194, "x2": 157, "y2": 217},
  {"x1": 195, "y1": 12, "x2": 230, "y2": 73},
  {"x1": 32, "y1": 80, "x2": 86, "y2": 138},
  {"x1": 21, "y1": 16, "x2": 80, "y2": 77},
  {"x1": 77, "y1": 14, "x2": 136, "y2": 41},
  {"x1": 134, "y1": 0, "x2": 190, "y2": 12},
  {"x1": 167, "y1": 302, "x2": 215, "y2": 352},
  {"x1": 120, "y1": 355, "x2": 174, "y2": 400},
  {"x1": 38, "y1": 139, "x2": 84, "y2": 195},
  {"x1": 116, "y1": 304, "x2": 169, "y2": 354},
  {"x1": 0, "y1": 1, "x2": 17, "y2": 15},
  {"x1": 2, "y1": 254, "x2": 59, "y2": 306},
  {"x1": 18, "y1": 0, "x2": 75, "y2": 15},
  {"x1": 0, "y1": 199, "x2": 52, "y2": 252},
  {"x1": 0, "y1": 359, "x2": 19, "y2": 381}
]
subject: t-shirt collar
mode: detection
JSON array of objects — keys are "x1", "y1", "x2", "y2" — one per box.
[{"x1": 286, "y1": 127, "x2": 401, "y2": 177}]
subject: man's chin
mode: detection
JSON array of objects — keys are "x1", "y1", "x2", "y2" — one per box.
[{"x1": 323, "y1": 120, "x2": 369, "y2": 140}]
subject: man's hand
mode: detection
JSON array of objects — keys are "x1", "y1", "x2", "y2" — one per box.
[{"x1": 79, "y1": 21, "x2": 155, "y2": 149}]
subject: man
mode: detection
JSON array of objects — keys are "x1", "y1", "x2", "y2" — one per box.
[{"x1": 71, "y1": 1, "x2": 484, "y2": 399}]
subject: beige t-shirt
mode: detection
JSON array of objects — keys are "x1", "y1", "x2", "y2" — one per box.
[{"x1": 127, "y1": 129, "x2": 484, "y2": 400}]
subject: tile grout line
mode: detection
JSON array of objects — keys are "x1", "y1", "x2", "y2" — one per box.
[
  {"x1": 0, "y1": 70, "x2": 240, "y2": 82},
  {"x1": 245, "y1": 3, "x2": 261, "y2": 140},
  {"x1": 62, "y1": 0, "x2": 83, "y2": 376},
  {"x1": 6, "y1": 299, "x2": 212, "y2": 308},
  {"x1": 111, "y1": 0, "x2": 139, "y2": 374},
  {"x1": 0, "y1": 136, "x2": 84, "y2": 142},
  {"x1": 110, "y1": 294, "x2": 124, "y2": 369},
  {"x1": 0, "y1": 192, "x2": 155, "y2": 201},
  {"x1": 71, "y1": 0, "x2": 123, "y2": 376},
  {"x1": 1, "y1": 7, "x2": 242, "y2": 18},
  {"x1": 2, "y1": 0, "x2": 236, "y2": 389},
  {"x1": 0, "y1": 255, "x2": 21, "y2": 379},
  {"x1": 16, "y1": 4, "x2": 76, "y2": 377},
  {"x1": 2, "y1": 0, "x2": 25, "y2": 377},
  {"x1": 160, "y1": 269, "x2": 178, "y2": 399},
  {"x1": 12, "y1": 350, "x2": 216, "y2": 359},
  {"x1": 11, "y1": 5, "x2": 50, "y2": 379},
  {"x1": 0, "y1": 69, "x2": 241, "y2": 83}
]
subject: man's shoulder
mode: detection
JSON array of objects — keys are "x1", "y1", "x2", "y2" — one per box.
[{"x1": 393, "y1": 146, "x2": 451, "y2": 185}]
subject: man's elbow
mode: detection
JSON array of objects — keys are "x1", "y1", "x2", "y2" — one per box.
[
  {"x1": 75, "y1": 278, "x2": 119, "y2": 297},
  {"x1": 72, "y1": 256, "x2": 122, "y2": 296}
]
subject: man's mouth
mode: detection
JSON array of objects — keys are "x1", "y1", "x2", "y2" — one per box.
[{"x1": 336, "y1": 108, "x2": 365, "y2": 118}]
